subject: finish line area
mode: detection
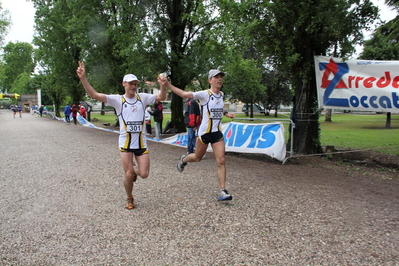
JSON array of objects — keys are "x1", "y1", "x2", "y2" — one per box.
[{"x1": 42, "y1": 110, "x2": 294, "y2": 164}]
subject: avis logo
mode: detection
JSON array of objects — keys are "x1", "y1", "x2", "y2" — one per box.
[
  {"x1": 319, "y1": 58, "x2": 350, "y2": 107},
  {"x1": 224, "y1": 123, "x2": 280, "y2": 148}
]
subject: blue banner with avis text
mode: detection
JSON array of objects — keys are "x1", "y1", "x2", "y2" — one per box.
[{"x1": 161, "y1": 122, "x2": 286, "y2": 161}]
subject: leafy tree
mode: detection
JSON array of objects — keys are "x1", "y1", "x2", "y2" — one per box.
[
  {"x1": 359, "y1": 2, "x2": 398, "y2": 129},
  {"x1": 0, "y1": 98, "x2": 12, "y2": 107},
  {"x1": 32, "y1": 0, "x2": 230, "y2": 128},
  {"x1": 84, "y1": 0, "x2": 155, "y2": 115},
  {"x1": 221, "y1": 0, "x2": 379, "y2": 154},
  {"x1": 149, "y1": 0, "x2": 227, "y2": 132},
  {"x1": 82, "y1": 0, "x2": 150, "y2": 90},
  {"x1": 259, "y1": 70, "x2": 292, "y2": 117},
  {"x1": 30, "y1": 73, "x2": 52, "y2": 106},
  {"x1": 33, "y1": 0, "x2": 85, "y2": 112},
  {"x1": 360, "y1": 19, "x2": 399, "y2": 60},
  {"x1": 0, "y1": 2, "x2": 10, "y2": 47},
  {"x1": 0, "y1": 60, "x2": 5, "y2": 91},
  {"x1": 33, "y1": 0, "x2": 164, "y2": 115},
  {"x1": 11, "y1": 73, "x2": 31, "y2": 94},
  {"x1": 381, "y1": 0, "x2": 399, "y2": 43},
  {"x1": 2, "y1": 42, "x2": 35, "y2": 93},
  {"x1": 223, "y1": 56, "x2": 265, "y2": 118}
]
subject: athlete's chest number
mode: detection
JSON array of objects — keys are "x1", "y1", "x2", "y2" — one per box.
[
  {"x1": 126, "y1": 121, "x2": 143, "y2": 133},
  {"x1": 210, "y1": 108, "x2": 223, "y2": 119}
]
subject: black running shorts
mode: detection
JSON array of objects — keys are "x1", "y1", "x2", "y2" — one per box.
[
  {"x1": 199, "y1": 131, "x2": 224, "y2": 145},
  {"x1": 119, "y1": 147, "x2": 149, "y2": 156}
]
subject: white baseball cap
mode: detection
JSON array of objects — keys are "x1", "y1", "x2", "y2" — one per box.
[
  {"x1": 123, "y1": 74, "x2": 140, "y2": 82},
  {"x1": 208, "y1": 69, "x2": 225, "y2": 79}
]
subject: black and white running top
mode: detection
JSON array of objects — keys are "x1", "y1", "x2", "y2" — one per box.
[
  {"x1": 106, "y1": 94, "x2": 156, "y2": 150},
  {"x1": 192, "y1": 89, "x2": 224, "y2": 137}
]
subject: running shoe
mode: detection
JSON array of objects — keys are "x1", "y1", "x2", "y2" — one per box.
[
  {"x1": 125, "y1": 197, "x2": 134, "y2": 209},
  {"x1": 218, "y1": 189, "x2": 233, "y2": 201},
  {"x1": 176, "y1": 154, "x2": 187, "y2": 172}
]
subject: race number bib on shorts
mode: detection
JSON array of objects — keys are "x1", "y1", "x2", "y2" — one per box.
[
  {"x1": 126, "y1": 121, "x2": 143, "y2": 133},
  {"x1": 210, "y1": 108, "x2": 223, "y2": 119}
]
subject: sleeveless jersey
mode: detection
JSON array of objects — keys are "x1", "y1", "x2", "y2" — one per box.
[
  {"x1": 193, "y1": 89, "x2": 224, "y2": 137},
  {"x1": 106, "y1": 94, "x2": 156, "y2": 150}
]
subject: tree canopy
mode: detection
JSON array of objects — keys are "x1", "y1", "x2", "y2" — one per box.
[
  {"x1": 220, "y1": 0, "x2": 378, "y2": 153},
  {"x1": 1, "y1": 0, "x2": 387, "y2": 155},
  {"x1": 2, "y1": 42, "x2": 35, "y2": 93},
  {"x1": 0, "y1": 2, "x2": 10, "y2": 47},
  {"x1": 360, "y1": 0, "x2": 399, "y2": 60}
]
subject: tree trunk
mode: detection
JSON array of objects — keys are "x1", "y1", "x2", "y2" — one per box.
[
  {"x1": 101, "y1": 102, "x2": 105, "y2": 115},
  {"x1": 55, "y1": 99, "x2": 62, "y2": 117},
  {"x1": 170, "y1": 92, "x2": 185, "y2": 132},
  {"x1": 165, "y1": 0, "x2": 189, "y2": 133},
  {"x1": 385, "y1": 112, "x2": 391, "y2": 129},
  {"x1": 292, "y1": 78, "x2": 322, "y2": 155},
  {"x1": 170, "y1": 63, "x2": 187, "y2": 133},
  {"x1": 325, "y1": 109, "x2": 332, "y2": 122}
]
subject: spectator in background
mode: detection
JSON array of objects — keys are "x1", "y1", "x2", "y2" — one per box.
[
  {"x1": 64, "y1": 103, "x2": 71, "y2": 124},
  {"x1": 71, "y1": 104, "x2": 78, "y2": 125},
  {"x1": 158, "y1": 101, "x2": 163, "y2": 134},
  {"x1": 39, "y1": 105, "x2": 44, "y2": 117},
  {"x1": 149, "y1": 102, "x2": 163, "y2": 139},
  {"x1": 145, "y1": 105, "x2": 152, "y2": 135},
  {"x1": 10, "y1": 105, "x2": 17, "y2": 118},
  {"x1": 80, "y1": 105, "x2": 87, "y2": 119},
  {"x1": 184, "y1": 99, "x2": 201, "y2": 154},
  {"x1": 17, "y1": 105, "x2": 22, "y2": 118}
]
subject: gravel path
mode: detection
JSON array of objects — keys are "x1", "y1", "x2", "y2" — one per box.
[{"x1": 1, "y1": 109, "x2": 399, "y2": 265}]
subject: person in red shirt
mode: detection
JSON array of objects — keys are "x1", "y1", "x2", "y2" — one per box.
[
  {"x1": 71, "y1": 104, "x2": 78, "y2": 125},
  {"x1": 185, "y1": 99, "x2": 201, "y2": 154},
  {"x1": 80, "y1": 106, "x2": 87, "y2": 119}
]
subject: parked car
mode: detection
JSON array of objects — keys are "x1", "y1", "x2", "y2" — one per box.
[{"x1": 242, "y1": 103, "x2": 268, "y2": 115}]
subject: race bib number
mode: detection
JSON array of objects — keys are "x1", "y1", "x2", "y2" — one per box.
[
  {"x1": 210, "y1": 108, "x2": 223, "y2": 119},
  {"x1": 126, "y1": 121, "x2": 143, "y2": 133}
]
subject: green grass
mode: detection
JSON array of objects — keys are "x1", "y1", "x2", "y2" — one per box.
[
  {"x1": 90, "y1": 111, "x2": 399, "y2": 156},
  {"x1": 320, "y1": 113, "x2": 399, "y2": 155},
  {"x1": 91, "y1": 112, "x2": 119, "y2": 124}
]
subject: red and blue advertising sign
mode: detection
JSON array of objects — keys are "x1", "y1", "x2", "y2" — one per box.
[{"x1": 314, "y1": 56, "x2": 399, "y2": 112}]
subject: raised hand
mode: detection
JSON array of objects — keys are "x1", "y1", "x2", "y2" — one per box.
[
  {"x1": 157, "y1": 73, "x2": 168, "y2": 86},
  {"x1": 76, "y1": 61, "x2": 86, "y2": 79}
]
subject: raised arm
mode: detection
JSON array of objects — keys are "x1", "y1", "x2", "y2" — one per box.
[
  {"x1": 76, "y1": 61, "x2": 107, "y2": 103},
  {"x1": 158, "y1": 75, "x2": 194, "y2": 99},
  {"x1": 155, "y1": 74, "x2": 168, "y2": 103}
]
